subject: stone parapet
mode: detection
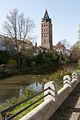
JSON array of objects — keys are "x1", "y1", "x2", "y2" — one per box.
[{"x1": 20, "y1": 72, "x2": 79, "y2": 120}]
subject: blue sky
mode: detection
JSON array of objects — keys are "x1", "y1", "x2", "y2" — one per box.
[{"x1": 0, "y1": 0, "x2": 80, "y2": 46}]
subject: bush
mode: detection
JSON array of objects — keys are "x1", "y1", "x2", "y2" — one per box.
[
  {"x1": 63, "y1": 56, "x2": 70, "y2": 65},
  {"x1": 7, "y1": 59, "x2": 17, "y2": 66}
]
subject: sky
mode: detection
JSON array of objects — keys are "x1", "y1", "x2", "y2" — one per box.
[{"x1": 0, "y1": 0, "x2": 80, "y2": 47}]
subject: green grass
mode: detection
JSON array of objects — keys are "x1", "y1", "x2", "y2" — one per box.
[
  {"x1": 12, "y1": 95, "x2": 43, "y2": 120},
  {"x1": 73, "y1": 63, "x2": 80, "y2": 72},
  {"x1": 0, "y1": 90, "x2": 43, "y2": 120}
]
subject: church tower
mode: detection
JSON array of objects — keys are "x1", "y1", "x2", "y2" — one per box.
[{"x1": 41, "y1": 10, "x2": 53, "y2": 49}]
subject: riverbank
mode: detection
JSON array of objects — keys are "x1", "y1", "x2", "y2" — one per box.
[
  {"x1": 0, "y1": 63, "x2": 77, "y2": 80},
  {"x1": 0, "y1": 63, "x2": 77, "y2": 119},
  {"x1": 0, "y1": 63, "x2": 58, "y2": 80}
]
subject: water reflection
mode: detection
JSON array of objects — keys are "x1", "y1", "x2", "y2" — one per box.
[
  {"x1": 0, "y1": 86, "x2": 19, "y2": 104},
  {"x1": 27, "y1": 82, "x2": 43, "y2": 92},
  {"x1": 0, "y1": 75, "x2": 44, "y2": 104}
]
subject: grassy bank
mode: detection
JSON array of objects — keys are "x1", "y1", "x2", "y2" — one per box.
[{"x1": 0, "y1": 90, "x2": 43, "y2": 120}]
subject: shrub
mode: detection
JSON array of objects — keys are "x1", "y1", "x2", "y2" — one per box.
[
  {"x1": 7, "y1": 59, "x2": 17, "y2": 66},
  {"x1": 63, "y1": 56, "x2": 70, "y2": 65}
]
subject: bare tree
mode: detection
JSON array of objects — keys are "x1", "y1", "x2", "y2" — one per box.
[
  {"x1": 3, "y1": 9, "x2": 35, "y2": 51},
  {"x1": 61, "y1": 39, "x2": 70, "y2": 49}
]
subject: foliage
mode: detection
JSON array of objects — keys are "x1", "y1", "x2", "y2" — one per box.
[
  {"x1": 0, "y1": 51, "x2": 9, "y2": 64},
  {"x1": 71, "y1": 41, "x2": 80, "y2": 62},
  {"x1": 35, "y1": 51, "x2": 59, "y2": 66},
  {"x1": 75, "y1": 59, "x2": 80, "y2": 72},
  {"x1": 78, "y1": 59, "x2": 80, "y2": 67},
  {"x1": 0, "y1": 48, "x2": 72, "y2": 79},
  {"x1": 63, "y1": 55, "x2": 70, "y2": 65},
  {"x1": 7, "y1": 59, "x2": 17, "y2": 66}
]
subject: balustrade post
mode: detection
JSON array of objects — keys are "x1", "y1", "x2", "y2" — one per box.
[
  {"x1": 44, "y1": 81, "x2": 57, "y2": 102},
  {"x1": 63, "y1": 75, "x2": 71, "y2": 87},
  {"x1": 72, "y1": 72, "x2": 78, "y2": 81}
]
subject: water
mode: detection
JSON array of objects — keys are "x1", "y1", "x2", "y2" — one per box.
[{"x1": 0, "y1": 75, "x2": 49, "y2": 104}]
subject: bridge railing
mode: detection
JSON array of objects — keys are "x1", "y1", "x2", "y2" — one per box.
[
  {"x1": 0, "y1": 72, "x2": 80, "y2": 120},
  {"x1": 19, "y1": 72, "x2": 80, "y2": 120},
  {"x1": 0, "y1": 87, "x2": 51, "y2": 120}
]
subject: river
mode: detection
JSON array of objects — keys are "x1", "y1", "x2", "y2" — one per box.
[{"x1": 0, "y1": 74, "x2": 50, "y2": 104}]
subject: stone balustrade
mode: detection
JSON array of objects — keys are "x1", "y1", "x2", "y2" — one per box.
[{"x1": 20, "y1": 72, "x2": 80, "y2": 120}]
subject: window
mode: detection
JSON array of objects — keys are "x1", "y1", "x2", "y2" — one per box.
[
  {"x1": 44, "y1": 39, "x2": 46, "y2": 43},
  {"x1": 42, "y1": 24, "x2": 43, "y2": 27}
]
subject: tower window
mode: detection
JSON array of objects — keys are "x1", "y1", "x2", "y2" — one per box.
[
  {"x1": 42, "y1": 33, "x2": 45, "y2": 37},
  {"x1": 44, "y1": 39, "x2": 46, "y2": 43}
]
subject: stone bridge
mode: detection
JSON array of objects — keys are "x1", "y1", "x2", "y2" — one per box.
[{"x1": 20, "y1": 72, "x2": 80, "y2": 120}]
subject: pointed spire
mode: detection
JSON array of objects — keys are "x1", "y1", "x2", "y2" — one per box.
[
  {"x1": 43, "y1": 9, "x2": 49, "y2": 20},
  {"x1": 42, "y1": 9, "x2": 51, "y2": 23}
]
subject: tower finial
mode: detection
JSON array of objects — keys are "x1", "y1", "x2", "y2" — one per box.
[
  {"x1": 43, "y1": 9, "x2": 49, "y2": 20},
  {"x1": 42, "y1": 9, "x2": 51, "y2": 23}
]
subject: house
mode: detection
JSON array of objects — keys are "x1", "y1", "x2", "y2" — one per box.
[
  {"x1": 53, "y1": 42, "x2": 65, "y2": 54},
  {"x1": 0, "y1": 35, "x2": 6, "y2": 51},
  {"x1": 53, "y1": 42, "x2": 71, "y2": 56},
  {"x1": 0, "y1": 34, "x2": 33, "y2": 51},
  {"x1": 17, "y1": 40, "x2": 33, "y2": 52}
]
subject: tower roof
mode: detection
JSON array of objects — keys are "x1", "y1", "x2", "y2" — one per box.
[
  {"x1": 42, "y1": 9, "x2": 51, "y2": 23},
  {"x1": 43, "y1": 9, "x2": 49, "y2": 20}
]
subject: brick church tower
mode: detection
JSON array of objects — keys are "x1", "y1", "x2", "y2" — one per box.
[{"x1": 41, "y1": 10, "x2": 53, "y2": 49}]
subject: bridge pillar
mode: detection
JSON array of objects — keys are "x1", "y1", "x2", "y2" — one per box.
[{"x1": 44, "y1": 81, "x2": 57, "y2": 102}]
